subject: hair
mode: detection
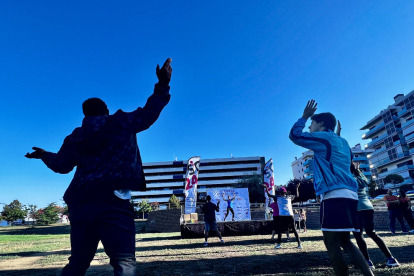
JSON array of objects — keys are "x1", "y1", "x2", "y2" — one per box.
[
  {"x1": 82, "y1": 98, "x2": 109, "y2": 117},
  {"x1": 399, "y1": 190, "x2": 406, "y2": 198},
  {"x1": 206, "y1": 195, "x2": 211, "y2": 202},
  {"x1": 311, "y1": 112, "x2": 337, "y2": 132}
]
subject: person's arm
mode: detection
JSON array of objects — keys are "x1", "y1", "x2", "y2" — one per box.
[
  {"x1": 383, "y1": 196, "x2": 399, "y2": 205},
  {"x1": 336, "y1": 120, "x2": 341, "y2": 136},
  {"x1": 115, "y1": 58, "x2": 172, "y2": 134},
  {"x1": 25, "y1": 136, "x2": 76, "y2": 174},
  {"x1": 289, "y1": 100, "x2": 331, "y2": 153},
  {"x1": 222, "y1": 194, "x2": 226, "y2": 201},
  {"x1": 231, "y1": 193, "x2": 236, "y2": 201}
]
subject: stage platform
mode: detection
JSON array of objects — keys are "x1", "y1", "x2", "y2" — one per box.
[{"x1": 180, "y1": 220, "x2": 274, "y2": 239}]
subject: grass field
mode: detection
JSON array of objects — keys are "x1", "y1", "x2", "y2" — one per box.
[{"x1": 0, "y1": 222, "x2": 413, "y2": 275}]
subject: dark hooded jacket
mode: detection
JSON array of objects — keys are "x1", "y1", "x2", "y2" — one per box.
[{"x1": 40, "y1": 84, "x2": 170, "y2": 205}]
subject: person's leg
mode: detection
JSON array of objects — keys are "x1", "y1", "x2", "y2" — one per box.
[
  {"x1": 389, "y1": 210, "x2": 396, "y2": 233},
  {"x1": 205, "y1": 221, "x2": 210, "y2": 242},
  {"x1": 277, "y1": 233, "x2": 282, "y2": 244},
  {"x1": 353, "y1": 231, "x2": 369, "y2": 260},
  {"x1": 402, "y1": 209, "x2": 414, "y2": 229},
  {"x1": 339, "y1": 232, "x2": 373, "y2": 276},
  {"x1": 271, "y1": 230, "x2": 275, "y2": 240},
  {"x1": 224, "y1": 208, "x2": 229, "y2": 221},
  {"x1": 396, "y1": 211, "x2": 407, "y2": 232},
  {"x1": 99, "y1": 201, "x2": 136, "y2": 276},
  {"x1": 363, "y1": 210, "x2": 392, "y2": 258},
  {"x1": 230, "y1": 208, "x2": 235, "y2": 220},
  {"x1": 61, "y1": 207, "x2": 100, "y2": 276}
]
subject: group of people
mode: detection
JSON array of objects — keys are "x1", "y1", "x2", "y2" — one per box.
[
  {"x1": 25, "y1": 58, "x2": 413, "y2": 276},
  {"x1": 383, "y1": 189, "x2": 414, "y2": 234}
]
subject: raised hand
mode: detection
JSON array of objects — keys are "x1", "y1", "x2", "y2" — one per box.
[
  {"x1": 336, "y1": 120, "x2": 342, "y2": 136},
  {"x1": 156, "y1": 58, "x2": 173, "y2": 86},
  {"x1": 25, "y1": 147, "x2": 46, "y2": 159},
  {"x1": 302, "y1": 100, "x2": 318, "y2": 119}
]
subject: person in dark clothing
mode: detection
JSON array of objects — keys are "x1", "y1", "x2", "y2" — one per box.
[
  {"x1": 399, "y1": 191, "x2": 414, "y2": 232},
  {"x1": 25, "y1": 58, "x2": 173, "y2": 276},
  {"x1": 200, "y1": 195, "x2": 225, "y2": 246},
  {"x1": 383, "y1": 189, "x2": 408, "y2": 234}
]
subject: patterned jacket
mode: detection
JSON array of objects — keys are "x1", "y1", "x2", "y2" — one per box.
[{"x1": 41, "y1": 84, "x2": 170, "y2": 205}]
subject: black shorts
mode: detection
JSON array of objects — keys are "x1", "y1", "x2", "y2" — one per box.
[
  {"x1": 273, "y1": 215, "x2": 294, "y2": 233},
  {"x1": 320, "y1": 198, "x2": 359, "y2": 232},
  {"x1": 355, "y1": 209, "x2": 375, "y2": 233}
]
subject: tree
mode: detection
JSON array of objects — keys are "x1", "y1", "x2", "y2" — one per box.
[
  {"x1": 28, "y1": 204, "x2": 40, "y2": 224},
  {"x1": 368, "y1": 178, "x2": 377, "y2": 198},
  {"x1": 399, "y1": 184, "x2": 414, "y2": 193},
  {"x1": 233, "y1": 173, "x2": 265, "y2": 203},
  {"x1": 136, "y1": 199, "x2": 152, "y2": 218},
  {"x1": 375, "y1": 188, "x2": 388, "y2": 197},
  {"x1": 168, "y1": 195, "x2": 180, "y2": 209},
  {"x1": 0, "y1": 200, "x2": 28, "y2": 223},
  {"x1": 286, "y1": 178, "x2": 316, "y2": 203},
  {"x1": 384, "y1": 174, "x2": 404, "y2": 190},
  {"x1": 37, "y1": 203, "x2": 60, "y2": 225}
]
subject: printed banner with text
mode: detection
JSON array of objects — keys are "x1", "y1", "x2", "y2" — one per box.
[
  {"x1": 263, "y1": 159, "x2": 275, "y2": 219},
  {"x1": 184, "y1": 156, "x2": 201, "y2": 214}
]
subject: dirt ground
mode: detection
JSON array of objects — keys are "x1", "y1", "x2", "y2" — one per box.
[{"x1": 0, "y1": 221, "x2": 413, "y2": 275}]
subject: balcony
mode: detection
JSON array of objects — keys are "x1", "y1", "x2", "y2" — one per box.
[
  {"x1": 402, "y1": 119, "x2": 414, "y2": 129},
  {"x1": 366, "y1": 133, "x2": 388, "y2": 149},
  {"x1": 303, "y1": 159, "x2": 312, "y2": 167},
  {"x1": 353, "y1": 157, "x2": 367, "y2": 162},
  {"x1": 378, "y1": 165, "x2": 414, "y2": 178},
  {"x1": 362, "y1": 122, "x2": 385, "y2": 139},
  {"x1": 398, "y1": 107, "x2": 408, "y2": 116},
  {"x1": 359, "y1": 164, "x2": 370, "y2": 169},
  {"x1": 410, "y1": 148, "x2": 414, "y2": 155},
  {"x1": 370, "y1": 152, "x2": 410, "y2": 168},
  {"x1": 405, "y1": 132, "x2": 414, "y2": 142},
  {"x1": 369, "y1": 147, "x2": 386, "y2": 157},
  {"x1": 304, "y1": 166, "x2": 313, "y2": 174},
  {"x1": 362, "y1": 171, "x2": 371, "y2": 176}
]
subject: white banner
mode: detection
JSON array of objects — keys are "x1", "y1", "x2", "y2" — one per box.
[
  {"x1": 207, "y1": 188, "x2": 251, "y2": 221},
  {"x1": 263, "y1": 159, "x2": 275, "y2": 219},
  {"x1": 184, "y1": 156, "x2": 200, "y2": 214}
]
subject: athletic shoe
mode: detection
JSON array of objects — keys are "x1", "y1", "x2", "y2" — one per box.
[
  {"x1": 220, "y1": 239, "x2": 225, "y2": 244},
  {"x1": 286, "y1": 238, "x2": 292, "y2": 242},
  {"x1": 386, "y1": 258, "x2": 400, "y2": 267},
  {"x1": 274, "y1": 244, "x2": 282, "y2": 249},
  {"x1": 297, "y1": 243, "x2": 303, "y2": 249},
  {"x1": 367, "y1": 260, "x2": 375, "y2": 270},
  {"x1": 409, "y1": 230, "x2": 414, "y2": 233},
  {"x1": 203, "y1": 242, "x2": 208, "y2": 247}
]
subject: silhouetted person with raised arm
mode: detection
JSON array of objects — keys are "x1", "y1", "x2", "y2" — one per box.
[{"x1": 25, "y1": 58, "x2": 173, "y2": 276}]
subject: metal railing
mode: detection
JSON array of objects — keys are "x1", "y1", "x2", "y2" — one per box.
[
  {"x1": 378, "y1": 165, "x2": 414, "y2": 178},
  {"x1": 402, "y1": 119, "x2": 414, "y2": 129},
  {"x1": 362, "y1": 122, "x2": 385, "y2": 139},
  {"x1": 366, "y1": 133, "x2": 388, "y2": 148}
]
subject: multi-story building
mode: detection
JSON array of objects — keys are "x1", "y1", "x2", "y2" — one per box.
[
  {"x1": 131, "y1": 156, "x2": 265, "y2": 204},
  {"x1": 291, "y1": 144, "x2": 373, "y2": 181},
  {"x1": 361, "y1": 92, "x2": 414, "y2": 191}
]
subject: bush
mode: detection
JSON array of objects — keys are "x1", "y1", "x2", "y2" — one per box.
[{"x1": 169, "y1": 195, "x2": 180, "y2": 209}]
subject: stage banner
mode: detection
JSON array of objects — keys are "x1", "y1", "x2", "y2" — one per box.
[
  {"x1": 184, "y1": 156, "x2": 201, "y2": 214},
  {"x1": 207, "y1": 188, "x2": 251, "y2": 221},
  {"x1": 263, "y1": 159, "x2": 275, "y2": 219}
]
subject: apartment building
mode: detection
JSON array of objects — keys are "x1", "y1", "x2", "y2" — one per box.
[
  {"x1": 131, "y1": 156, "x2": 265, "y2": 204},
  {"x1": 291, "y1": 145, "x2": 373, "y2": 181},
  {"x1": 361, "y1": 92, "x2": 414, "y2": 190}
]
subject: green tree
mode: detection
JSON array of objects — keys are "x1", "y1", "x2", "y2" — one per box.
[
  {"x1": 368, "y1": 178, "x2": 377, "y2": 198},
  {"x1": 399, "y1": 184, "x2": 414, "y2": 193},
  {"x1": 168, "y1": 195, "x2": 181, "y2": 209},
  {"x1": 233, "y1": 173, "x2": 265, "y2": 203},
  {"x1": 27, "y1": 204, "x2": 40, "y2": 225},
  {"x1": 1, "y1": 200, "x2": 28, "y2": 223},
  {"x1": 37, "y1": 203, "x2": 60, "y2": 225},
  {"x1": 286, "y1": 178, "x2": 315, "y2": 203},
  {"x1": 384, "y1": 174, "x2": 404, "y2": 190},
  {"x1": 136, "y1": 199, "x2": 152, "y2": 218}
]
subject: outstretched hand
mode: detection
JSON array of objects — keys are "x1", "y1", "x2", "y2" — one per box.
[
  {"x1": 302, "y1": 100, "x2": 317, "y2": 119},
  {"x1": 336, "y1": 120, "x2": 342, "y2": 136},
  {"x1": 156, "y1": 58, "x2": 173, "y2": 86},
  {"x1": 25, "y1": 147, "x2": 46, "y2": 159}
]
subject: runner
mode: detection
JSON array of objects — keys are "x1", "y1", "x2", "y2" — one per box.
[
  {"x1": 350, "y1": 163, "x2": 400, "y2": 269},
  {"x1": 289, "y1": 100, "x2": 373, "y2": 276},
  {"x1": 398, "y1": 191, "x2": 414, "y2": 232},
  {"x1": 200, "y1": 195, "x2": 225, "y2": 246},
  {"x1": 222, "y1": 192, "x2": 236, "y2": 221},
  {"x1": 264, "y1": 184, "x2": 302, "y2": 249}
]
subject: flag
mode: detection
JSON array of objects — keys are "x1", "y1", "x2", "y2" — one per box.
[
  {"x1": 263, "y1": 159, "x2": 275, "y2": 219},
  {"x1": 184, "y1": 156, "x2": 201, "y2": 214}
]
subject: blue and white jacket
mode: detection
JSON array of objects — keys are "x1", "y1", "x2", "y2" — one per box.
[{"x1": 289, "y1": 118, "x2": 358, "y2": 196}]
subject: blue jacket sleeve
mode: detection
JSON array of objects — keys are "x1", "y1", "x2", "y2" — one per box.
[
  {"x1": 115, "y1": 83, "x2": 171, "y2": 133},
  {"x1": 289, "y1": 118, "x2": 328, "y2": 155},
  {"x1": 41, "y1": 136, "x2": 77, "y2": 174}
]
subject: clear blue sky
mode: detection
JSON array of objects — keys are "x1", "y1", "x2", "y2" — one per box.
[{"x1": 2, "y1": 1, "x2": 414, "y2": 208}]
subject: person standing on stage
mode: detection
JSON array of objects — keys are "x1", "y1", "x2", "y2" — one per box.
[
  {"x1": 200, "y1": 195, "x2": 225, "y2": 246},
  {"x1": 25, "y1": 58, "x2": 173, "y2": 276},
  {"x1": 222, "y1": 192, "x2": 236, "y2": 221},
  {"x1": 289, "y1": 100, "x2": 373, "y2": 276},
  {"x1": 264, "y1": 185, "x2": 302, "y2": 249},
  {"x1": 398, "y1": 190, "x2": 414, "y2": 233}
]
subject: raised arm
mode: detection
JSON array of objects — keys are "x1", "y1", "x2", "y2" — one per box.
[
  {"x1": 221, "y1": 194, "x2": 226, "y2": 201},
  {"x1": 336, "y1": 120, "x2": 341, "y2": 136},
  {"x1": 231, "y1": 193, "x2": 236, "y2": 201},
  {"x1": 115, "y1": 58, "x2": 172, "y2": 133},
  {"x1": 25, "y1": 136, "x2": 76, "y2": 174}
]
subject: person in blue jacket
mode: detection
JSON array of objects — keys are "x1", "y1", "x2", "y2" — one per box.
[
  {"x1": 25, "y1": 58, "x2": 173, "y2": 276},
  {"x1": 289, "y1": 100, "x2": 373, "y2": 276}
]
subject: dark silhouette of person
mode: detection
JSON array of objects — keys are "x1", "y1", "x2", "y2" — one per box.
[{"x1": 25, "y1": 58, "x2": 173, "y2": 276}]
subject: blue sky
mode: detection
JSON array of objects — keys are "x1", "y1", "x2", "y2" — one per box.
[{"x1": 2, "y1": 1, "x2": 414, "y2": 208}]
